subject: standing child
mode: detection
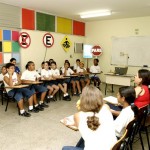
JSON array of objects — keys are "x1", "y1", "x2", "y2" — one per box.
[
  {"x1": 21, "y1": 61, "x2": 48, "y2": 111},
  {"x1": 51, "y1": 61, "x2": 71, "y2": 101},
  {"x1": 90, "y1": 59, "x2": 101, "y2": 88},
  {"x1": 3, "y1": 63, "x2": 38, "y2": 117},
  {"x1": 62, "y1": 62, "x2": 81, "y2": 96},
  {"x1": 41, "y1": 61, "x2": 59, "y2": 101}
]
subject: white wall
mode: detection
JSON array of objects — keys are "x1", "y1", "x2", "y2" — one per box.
[
  {"x1": 20, "y1": 29, "x2": 86, "y2": 71},
  {"x1": 85, "y1": 16, "x2": 150, "y2": 81}
]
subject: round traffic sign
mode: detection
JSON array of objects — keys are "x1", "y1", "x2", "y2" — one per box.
[
  {"x1": 43, "y1": 33, "x2": 54, "y2": 48},
  {"x1": 18, "y1": 32, "x2": 31, "y2": 48},
  {"x1": 92, "y1": 45, "x2": 102, "y2": 56}
]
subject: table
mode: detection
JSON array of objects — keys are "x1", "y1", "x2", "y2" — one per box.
[
  {"x1": 5, "y1": 84, "x2": 29, "y2": 89},
  {"x1": 105, "y1": 73, "x2": 134, "y2": 95}
]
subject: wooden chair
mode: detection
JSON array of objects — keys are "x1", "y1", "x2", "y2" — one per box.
[{"x1": 112, "y1": 129, "x2": 128, "y2": 150}]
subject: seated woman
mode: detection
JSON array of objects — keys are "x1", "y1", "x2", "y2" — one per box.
[
  {"x1": 62, "y1": 85, "x2": 117, "y2": 150},
  {"x1": 110, "y1": 69, "x2": 150, "y2": 117}
]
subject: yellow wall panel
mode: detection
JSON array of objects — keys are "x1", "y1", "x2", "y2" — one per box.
[
  {"x1": 57, "y1": 17, "x2": 72, "y2": 34},
  {"x1": 3, "y1": 41, "x2": 12, "y2": 52}
]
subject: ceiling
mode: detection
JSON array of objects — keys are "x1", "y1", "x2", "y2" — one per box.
[{"x1": 0, "y1": 0, "x2": 150, "y2": 22}]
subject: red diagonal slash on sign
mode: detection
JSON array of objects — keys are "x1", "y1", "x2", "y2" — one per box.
[{"x1": 18, "y1": 32, "x2": 31, "y2": 48}]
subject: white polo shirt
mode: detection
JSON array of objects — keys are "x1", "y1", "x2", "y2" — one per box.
[
  {"x1": 51, "y1": 69, "x2": 60, "y2": 76},
  {"x1": 41, "y1": 69, "x2": 52, "y2": 78},
  {"x1": 77, "y1": 67, "x2": 86, "y2": 73},
  {"x1": 62, "y1": 68, "x2": 74, "y2": 76},
  {"x1": 21, "y1": 70, "x2": 40, "y2": 81}
]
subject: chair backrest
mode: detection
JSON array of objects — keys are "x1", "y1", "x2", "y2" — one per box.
[{"x1": 112, "y1": 129, "x2": 128, "y2": 150}]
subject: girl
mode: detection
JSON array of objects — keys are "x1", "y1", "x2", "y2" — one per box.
[
  {"x1": 21, "y1": 61, "x2": 48, "y2": 111},
  {"x1": 62, "y1": 62, "x2": 81, "y2": 96},
  {"x1": 41, "y1": 61, "x2": 59, "y2": 101},
  {"x1": 62, "y1": 85, "x2": 117, "y2": 150},
  {"x1": 51, "y1": 61, "x2": 71, "y2": 101}
]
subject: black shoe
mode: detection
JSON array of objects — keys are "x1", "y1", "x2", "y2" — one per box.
[
  {"x1": 35, "y1": 105, "x2": 44, "y2": 111},
  {"x1": 40, "y1": 103, "x2": 49, "y2": 108},
  {"x1": 28, "y1": 108, "x2": 39, "y2": 113},
  {"x1": 20, "y1": 111, "x2": 31, "y2": 117},
  {"x1": 50, "y1": 97, "x2": 56, "y2": 101},
  {"x1": 63, "y1": 95, "x2": 71, "y2": 101}
]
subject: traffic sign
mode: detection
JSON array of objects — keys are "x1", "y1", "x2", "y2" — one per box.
[
  {"x1": 18, "y1": 32, "x2": 31, "y2": 48},
  {"x1": 43, "y1": 33, "x2": 54, "y2": 48},
  {"x1": 92, "y1": 45, "x2": 102, "y2": 56}
]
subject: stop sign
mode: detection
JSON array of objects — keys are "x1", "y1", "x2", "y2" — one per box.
[{"x1": 92, "y1": 45, "x2": 102, "y2": 56}]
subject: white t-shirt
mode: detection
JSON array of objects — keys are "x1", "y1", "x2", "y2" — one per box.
[
  {"x1": 3, "y1": 72, "x2": 18, "y2": 92},
  {"x1": 78, "y1": 105, "x2": 117, "y2": 150},
  {"x1": 0, "y1": 73, "x2": 4, "y2": 81},
  {"x1": 62, "y1": 68, "x2": 74, "y2": 76},
  {"x1": 77, "y1": 67, "x2": 86, "y2": 73},
  {"x1": 74, "y1": 64, "x2": 79, "y2": 70},
  {"x1": 41, "y1": 69, "x2": 52, "y2": 79},
  {"x1": 114, "y1": 106, "x2": 134, "y2": 138},
  {"x1": 51, "y1": 69, "x2": 60, "y2": 76},
  {"x1": 90, "y1": 65, "x2": 100, "y2": 73},
  {"x1": 21, "y1": 70, "x2": 40, "y2": 81}
]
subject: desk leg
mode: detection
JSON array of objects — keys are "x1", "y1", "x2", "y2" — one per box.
[
  {"x1": 105, "y1": 83, "x2": 107, "y2": 95},
  {"x1": 111, "y1": 84, "x2": 114, "y2": 93}
]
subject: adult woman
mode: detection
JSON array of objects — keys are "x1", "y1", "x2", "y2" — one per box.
[{"x1": 62, "y1": 85, "x2": 117, "y2": 150}]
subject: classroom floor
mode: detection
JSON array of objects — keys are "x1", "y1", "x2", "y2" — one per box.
[{"x1": 0, "y1": 83, "x2": 149, "y2": 150}]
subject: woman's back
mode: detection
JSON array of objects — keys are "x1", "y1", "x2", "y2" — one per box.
[{"x1": 78, "y1": 104, "x2": 117, "y2": 150}]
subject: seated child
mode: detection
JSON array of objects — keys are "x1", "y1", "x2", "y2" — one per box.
[
  {"x1": 62, "y1": 62, "x2": 81, "y2": 96},
  {"x1": 73, "y1": 59, "x2": 80, "y2": 73},
  {"x1": 21, "y1": 61, "x2": 48, "y2": 111},
  {"x1": 51, "y1": 61, "x2": 71, "y2": 101},
  {"x1": 90, "y1": 59, "x2": 101, "y2": 88},
  {"x1": 3, "y1": 63, "x2": 38, "y2": 117},
  {"x1": 37, "y1": 61, "x2": 45, "y2": 74},
  {"x1": 10, "y1": 58, "x2": 21, "y2": 75},
  {"x1": 0, "y1": 66, "x2": 7, "y2": 87},
  {"x1": 41, "y1": 61, "x2": 59, "y2": 101},
  {"x1": 77, "y1": 62, "x2": 90, "y2": 89}
]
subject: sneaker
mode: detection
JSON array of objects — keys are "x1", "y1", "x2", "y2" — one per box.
[
  {"x1": 50, "y1": 97, "x2": 56, "y2": 101},
  {"x1": 63, "y1": 95, "x2": 71, "y2": 101},
  {"x1": 35, "y1": 105, "x2": 44, "y2": 111},
  {"x1": 40, "y1": 103, "x2": 49, "y2": 108},
  {"x1": 28, "y1": 108, "x2": 39, "y2": 113},
  {"x1": 20, "y1": 111, "x2": 31, "y2": 117}
]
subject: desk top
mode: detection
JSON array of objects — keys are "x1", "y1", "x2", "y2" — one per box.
[
  {"x1": 105, "y1": 73, "x2": 134, "y2": 77},
  {"x1": 23, "y1": 81, "x2": 43, "y2": 85},
  {"x1": 5, "y1": 84, "x2": 29, "y2": 89}
]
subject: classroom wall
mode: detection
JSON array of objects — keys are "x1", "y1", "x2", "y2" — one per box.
[
  {"x1": 85, "y1": 16, "x2": 150, "y2": 82},
  {"x1": 20, "y1": 29, "x2": 85, "y2": 71}
]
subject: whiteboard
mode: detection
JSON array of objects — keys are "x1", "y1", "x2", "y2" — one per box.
[{"x1": 111, "y1": 36, "x2": 150, "y2": 67}]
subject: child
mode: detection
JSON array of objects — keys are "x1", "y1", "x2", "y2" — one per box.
[
  {"x1": 3, "y1": 63, "x2": 38, "y2": 117},
  {"x1": 51, "y1": 61, "x2": 71, "y2": 101},
  {"x1": 21, "y1": 61, "x2": 48, "y2": 110},
  {"x1": 62, "y1": 85, "x2": 117, "y2": 150},
  {"x1": 10, "y1": 58, "x2": 21, "y2": 74},
  {"x1": 90, "y1": 59, "x2": 101, "y2": 88},
  {"x1": 62, "y1": 62, "x2": 81, "y2": 96},
  {"x1": 41, "y1": 61, "x2": 59, "y2": 101},
  {"x1": 73, "y1": 59, "x2": 80, "y2": 72},
  {"x1": 37, "y1": 61, "x2": 45, "y2": 74},
  {"x1": 0, "y1": 66, "x2": 7, "y2": 81},
  {"x1": 77, "y1": 62, "x2": 90, "y2": 89}
]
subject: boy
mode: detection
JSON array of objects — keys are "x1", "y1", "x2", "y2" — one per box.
[
  {"x1": 10, "y1": 58, "x2": 21, "y2": 74},
  {"x1": 73, "y1": 59, "x2": 80, "y2": 72},
  {"x1": 3, "y1": 63, "x2": 38, "y2": 117},
  {"x1": 90, "y1": 59, "x2": 101, "y2": 88}
]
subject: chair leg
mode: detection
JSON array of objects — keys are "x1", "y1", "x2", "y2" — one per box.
[
  {"x1": 1, "y1": 90, "x2": 3, "y2": 105},
  {"x1": 145, "y1": 127, "x2": 150, "y2": 149},
  {"x1": 5, "y1": 98, "x2": 9, "y2": 111},
  {"x1": 139, "y1": 131, "x2": 145, "y2": 150}
]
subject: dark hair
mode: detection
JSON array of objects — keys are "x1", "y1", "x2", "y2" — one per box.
[
  {"x1": 41, "y1": 61, "x2": 45, "y2": 65},
  {"x1": 94, "y1": 59, "x2": 99, "y2": 63},
  {"x1": 80, "y1": 85, "x2": 103, "y2": 131},
  {"x1": 1, "y1": 65, "x2": 6, "y2": 69},
  {"x1": 51, "y1": 61, "x2": 56, "y2": 65},
  {"x1": 119, "y1": 86, "x2": 135, "y2": 105},
  {"x1": 25, "y1": 61, "x2": 34, "y2": 69},
  {"x1": 76, "y1": 59, "x2": 80, "y2": 62},
  {"x1": 138, "y1": 69, "x2": 150, "y2": 86},
  {"x1": 10, "y1": 58, "x2": 16, "y2": 62},
  {"x1": 6, "y1": 63, "x2": 15, "y2": 69}
]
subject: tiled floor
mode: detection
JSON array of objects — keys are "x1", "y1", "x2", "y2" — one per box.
[{"x1": 0, "y1": 83, "x2": 149, "y2": 150}]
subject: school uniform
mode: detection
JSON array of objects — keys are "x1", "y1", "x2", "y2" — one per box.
[
  {"x1": 21, "y1": 70, "x2": 47, "y2": 93},
  {"x1": 77, "y1": 67, "x2": 88, "y2": 81},
  {"x1": 62, "y1": 68, "x2": 74, "y2": 83},
  {"x1": 3, "y1": 72, "x2": 34, "y2": 102}
]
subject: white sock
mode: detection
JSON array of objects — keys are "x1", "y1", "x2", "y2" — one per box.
[
  {"x1": 20, "y1": 109, "x2": 25, "y2": 114},
  {"x1": 50, "y1": 95, "x2": 53, "y2": 98},
  {"x1": 34, "y1": 104, "x2": 38, "y2": 107},
  {"x1": 39, "y1": 101, "x2": 43, "y2": 104},
  {"x1": 29, "y1": 106, "x2": 33, "y2": 110},
  {"x1": 66, "y1": 93, "x2": 69, "y2": 96}
]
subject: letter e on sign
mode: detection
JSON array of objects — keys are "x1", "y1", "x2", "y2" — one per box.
[{"x1": 43, "y1": 33, "x2": 54, "y2": 48}]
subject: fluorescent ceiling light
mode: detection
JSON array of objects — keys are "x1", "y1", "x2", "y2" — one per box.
[{"x1": 80, "y1": 10, "x2": 111, "y2": 18}]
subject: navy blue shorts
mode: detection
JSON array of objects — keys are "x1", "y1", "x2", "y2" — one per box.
[
  {"x1": 8, "y1": 88, "x2": 34, "y2": 102},
  {"x1": 29, "y1": 84, "x2": 47, "y2": 93}
]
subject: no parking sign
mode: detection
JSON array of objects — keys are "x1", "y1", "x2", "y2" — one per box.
[
  {"x1": 92, "y1": 45, "x2": 102, "y2": 56},
  {"x1": 43, "y1": 33, "x2": 54, "y2": 48}
]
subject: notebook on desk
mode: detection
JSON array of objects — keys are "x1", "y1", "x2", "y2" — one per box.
[{"x1": 115, "y1": 67, "x2": 128, "y2": 75}]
